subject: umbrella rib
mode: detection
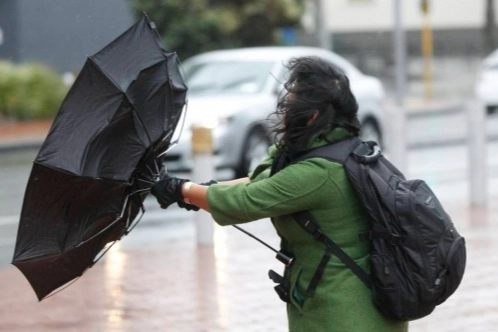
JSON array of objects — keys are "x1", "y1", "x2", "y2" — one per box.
[
  {"x1": 76, "y1": 194, "x2": 130, "y2": 247},
  {"x1": 40, "y1": 276, "x2": 82, "y2": 301}
]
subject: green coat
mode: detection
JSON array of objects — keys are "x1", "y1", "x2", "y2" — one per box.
[{"x1": 207, "y1": 128, "x2": 408, "y2": 332}]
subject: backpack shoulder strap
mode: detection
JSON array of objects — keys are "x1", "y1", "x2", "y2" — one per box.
[
  {"x1": 289, "y1": 137, "x2": 383, "y2": 296},
  {"x1": 293, "y1": 211, "x2": 371, "y2": 296},
  {"x1": 292, "y1": 136, "x2": 361, "y2": 165}
]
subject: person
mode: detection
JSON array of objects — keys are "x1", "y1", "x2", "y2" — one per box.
[{"x1": 150, "y1": 56, "x2": 408, "y2": 331}]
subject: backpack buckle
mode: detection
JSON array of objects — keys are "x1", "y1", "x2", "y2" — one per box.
[
  {"x1": 313, "y1": 229, "x2": 326, "y2": 241},
  {"x1": 268, "y1": 270, "x2": 290, "y2": 303}
]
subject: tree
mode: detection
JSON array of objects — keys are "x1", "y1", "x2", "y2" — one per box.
[{"x1": 129, "y1": 0, "x2": 303, "y2": 59}]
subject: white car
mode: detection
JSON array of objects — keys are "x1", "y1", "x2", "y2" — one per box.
[
  {"x1": 476, "y1": 49, "x2": 498, "y2": 114},
  {"x1": 166, "y1": 46, "x2": 386, "y2": 178}
]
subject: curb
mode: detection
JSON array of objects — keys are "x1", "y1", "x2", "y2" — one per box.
[
  {"x1": 405, "y1": 101, "x2": 465, "y2": 119},
  {"x1": 0, "y1": 140, "x2": 43, "y2": 153}
]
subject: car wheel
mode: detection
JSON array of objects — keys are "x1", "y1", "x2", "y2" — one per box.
[
  {"x1": 360, "y1": 119, "x2": 382, "y2": 146},
  {"x1": 236, "y1": 127, "x2": 270, "y2": 178}
]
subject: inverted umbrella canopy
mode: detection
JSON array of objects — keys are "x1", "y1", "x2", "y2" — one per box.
[{"x1": 12, "y1": 14, "x2": 187, "y2": 301}]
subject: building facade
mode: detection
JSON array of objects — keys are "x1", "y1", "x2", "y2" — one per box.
[
  {"x1": 0, "y1": 0, "x2": 134, "y2": 73},
  {"x1": 301, "y1": 0, "x2": 498, "y2": 99}
]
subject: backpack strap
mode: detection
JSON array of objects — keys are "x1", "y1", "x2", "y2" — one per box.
[
  {"x1": 291, "y1": 136, "x2": 362, "y2": 165},
  {"x1": 293, "y1": 211, "x2": 372, "y2": 296},
  {"x1": 289, "y1": 137, "x2": 378, "y2": 296},
  {"x1": 275, "y1": 137, "x2": 379, "y2": 296}
]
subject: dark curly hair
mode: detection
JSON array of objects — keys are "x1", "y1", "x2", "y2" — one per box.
[{"x1": 271, "y1": 56, "x2": 361, "y2": 153}]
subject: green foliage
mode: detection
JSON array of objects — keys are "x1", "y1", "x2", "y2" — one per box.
[
  {"x1": 129, "y1": 0, "x2": 303, "y2": 59},
  {"x1": 0, "y1": 61, "x2": 68, "y2": 120}
]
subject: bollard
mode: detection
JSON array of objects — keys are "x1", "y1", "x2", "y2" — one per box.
[
  {"x1": 192, "y1": 125, "x2": 215, "y2": 245},
  {"x1": 468, "y1": 100, "x2": 487, "y2": 206}
]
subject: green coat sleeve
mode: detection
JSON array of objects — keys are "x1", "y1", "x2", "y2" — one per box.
[{"x1": 207, "y1": 159, "x2": 333, "y2": 226}]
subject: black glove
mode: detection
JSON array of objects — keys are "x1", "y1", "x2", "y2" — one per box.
[
  {"x1": 176, "y1": 179, "x2": 218, "y2": 211},
  {"x1": 151, "y1": 172, "x2": 189, "y2": 209},
  {"x1": 177, "y1": 200, "x2": 200, "y2": 211}
]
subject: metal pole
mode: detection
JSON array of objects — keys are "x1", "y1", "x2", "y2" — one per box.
[
  {"x1": 389, "y1": 0, "x2": 407, "y2": 174},
  {"x1": 468, "y1": 100, "x2": 487, "y2": 206},
  {"x1": 315, "y1": 0, "x2": 332, "y2": 50},
  {"x1": 421, "y1": 1, "x2": 434, "y2": 100},
  {"x1": 192, "y1": 126, "x2": 215, "y2": 245}
]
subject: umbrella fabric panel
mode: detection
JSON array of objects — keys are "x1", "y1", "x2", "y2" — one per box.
[
  {"x1": 166, "y1": 52, "x2": 189, "y2": 113},
  {"x1": 36, "y1": 60, "x2": 127, "y2": 176},
  {"x1": 125, "y1": 55, "x2": 187, "y2": 148},
  {"x1": 126, "y1": 60, "x2": 174, "y2": 146},
  {"x1": 14, "y1": 225, "x2": 123, "y2": 301},
  {"x1": 92, "y1": 16, "x2": 168, "y2": 93},
  {"x1": 13, "y1": 163, "x2": 128, "y2": 262},
  {"x1": 81, "y1": 99, "x2": 150, "y2": 181},
  {"x1": 166, "y1": 53, "x2": 188, "y2": 136}
]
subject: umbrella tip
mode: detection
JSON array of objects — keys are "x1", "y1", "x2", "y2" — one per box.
[{"x1": 142, "y1": 12, "x2": 155, "y2": 29}]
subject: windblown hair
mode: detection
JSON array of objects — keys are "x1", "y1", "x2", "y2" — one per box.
[{"x1": 271, "y1": 56, "x2": 361, "y2": 153}]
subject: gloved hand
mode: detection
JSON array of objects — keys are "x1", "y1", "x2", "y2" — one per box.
[
  {"x1": 150, "y1": 172, "x2": 189, "y2": 209},
  {"x1": 177, "y1": 200, "x2": 200, "y2": 211},
  {"x1": 176, "y1": 179, "x2": 218, "y2": 211}
]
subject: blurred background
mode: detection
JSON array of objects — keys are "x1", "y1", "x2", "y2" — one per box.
[{"x1": 0, "y1": 0, "x2": 497, "y2": 331}]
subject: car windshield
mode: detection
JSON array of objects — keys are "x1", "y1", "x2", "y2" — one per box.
[
  {"x1": 484, "y1": 63, "x2": 498, "y2": 71},
  {"x1": 183, "y1": 61, "x2": 275, "y2": 96}
]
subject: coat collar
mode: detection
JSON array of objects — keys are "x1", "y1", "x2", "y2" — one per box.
[{"x1": 269, "y1": 127, "x2": 354, "y2": 158}]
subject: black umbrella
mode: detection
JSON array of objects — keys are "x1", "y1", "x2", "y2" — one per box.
[{"x1": 12, "y1": 14, "x2": 187, "y2": 301}]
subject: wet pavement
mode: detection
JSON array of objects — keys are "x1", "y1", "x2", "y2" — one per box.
[{"x1": 1, "y1": 199, "x2": 498, "y2": 332}]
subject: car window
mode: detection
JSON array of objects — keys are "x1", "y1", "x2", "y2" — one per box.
[
  {"x1": 275, "y1": 58, "x2": 347, "y2": 93},
  {"x1": 183, "y1": 61, "x2": 275, "y2": 96},
  {"x1": 483, "y1": 63, "x2": 498, "y2": 71}
]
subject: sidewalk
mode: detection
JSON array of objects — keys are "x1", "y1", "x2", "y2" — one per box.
[
  {"x1": 0, "y1": 120, "x2": 52, "y2": 151},
  {"x1": 1, "y1": 119, "x2": 497, "y2": 331},
  {"x1": 0, "y1": 201, "x2": 497, "y2": 331}
]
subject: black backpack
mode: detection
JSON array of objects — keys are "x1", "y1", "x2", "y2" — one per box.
[{"x1": 284, "y1": 137, "x2": 467, "y2": 321}]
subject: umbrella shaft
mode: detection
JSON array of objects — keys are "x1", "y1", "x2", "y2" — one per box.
[{"x1": 231, "y1": 225, "x2": 278, "y2": 254}]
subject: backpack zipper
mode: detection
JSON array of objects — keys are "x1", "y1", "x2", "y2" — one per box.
[
  {"x1": 435, "y1": 236, "x2": 465, "y2": 286},
  {"x1": 435, "y1": 268, "x2": 447, "y2": 286}
]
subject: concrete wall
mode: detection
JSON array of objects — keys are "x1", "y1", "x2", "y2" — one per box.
[
  {"x1": 321, "y1": 0, "x2": 488, "y2": 32},
  {"x1": 0, "y1": 0, "x2": 134, "y2": 73},
  {"x1": 0, "y1": 0, "x2": 20, "y2": 62}
]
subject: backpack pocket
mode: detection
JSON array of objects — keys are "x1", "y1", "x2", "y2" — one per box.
[
  {"x1": 435, "y1": 236, "x2": 466, "y2": 305},
  {"x1": 370, "y1": 253, "x2": 403, "y2": 318}
]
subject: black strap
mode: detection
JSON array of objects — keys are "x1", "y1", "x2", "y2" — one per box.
[
  {"x1": 305, "y1": 246, "x2": 333, "y2": 297},
  {"x1": 293, "y1": 211, "x2": 372, "y2": 293},
  {"x1": 291, "y1": 137, "x2": 362, "y2": 165}
]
